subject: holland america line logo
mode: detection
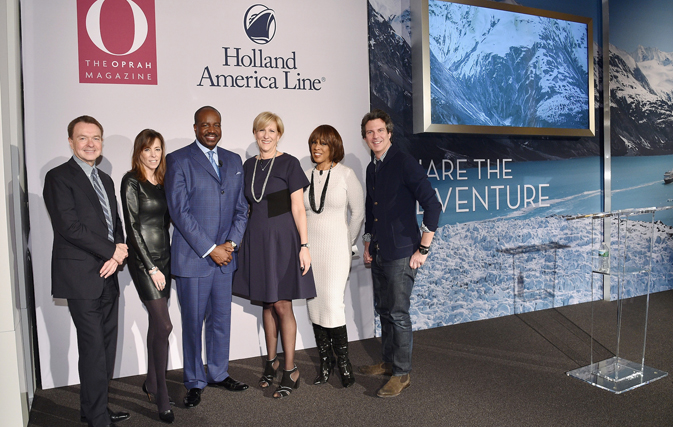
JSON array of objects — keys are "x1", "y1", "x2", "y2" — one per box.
[{"x1": 244, "y1": 4, "x2": 276, "y2": 44}]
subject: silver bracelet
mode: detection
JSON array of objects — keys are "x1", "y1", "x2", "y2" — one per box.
[{"x1": 149, "y1": 267, "x2": 159, "y2": 276}]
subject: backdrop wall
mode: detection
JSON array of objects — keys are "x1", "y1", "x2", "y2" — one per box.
[
  {"x1": 367, "y1": 0, "x2": 673, "y2": 332},
  {"x1": 24, "y1": 0, "x2": 673, "y2": 392},
  {"x1": 22, "y1": 0, "x2": 371, "y2": 389}
]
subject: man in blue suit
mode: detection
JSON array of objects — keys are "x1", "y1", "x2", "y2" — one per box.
[
  {"x1": 359, "y1": 109, "x2": 441, "y2": 398},
  {"x1": 165, "y1": 106, "x2": 249, "y2": 408}
]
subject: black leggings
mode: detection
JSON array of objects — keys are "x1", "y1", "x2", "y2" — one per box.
[{"x1": 144, "y1": 297, "x2": 173, "y2": 412}]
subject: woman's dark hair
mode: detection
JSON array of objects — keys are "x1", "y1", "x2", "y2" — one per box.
[
  {"x1": 308, "y1": 124, "x2": 345, "y2": 164},
  {"x1": 131, "y1": 129, "x2": 166, "y2": 185}
]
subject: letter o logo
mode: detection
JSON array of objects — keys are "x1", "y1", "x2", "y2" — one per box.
[{"x1": 86, "y1": 0, "x2": 148, "y2": 56}]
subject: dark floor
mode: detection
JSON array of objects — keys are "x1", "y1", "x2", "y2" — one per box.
[{"x1": 28, "y1": 291, "x2": 673, "y2": 427}]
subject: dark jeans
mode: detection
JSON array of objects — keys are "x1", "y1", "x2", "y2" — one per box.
[{"x1": 371, "y1": 252, "x2": 417, "y2": 376}]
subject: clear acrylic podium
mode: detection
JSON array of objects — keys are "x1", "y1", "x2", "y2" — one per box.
[{"x1": 565, "y1": 207, "x2": 670, "y2": 394}]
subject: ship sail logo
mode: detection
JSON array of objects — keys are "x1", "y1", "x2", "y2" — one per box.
[{"x1": 244, "y1": 4, "x2": 276, "y2": 44}]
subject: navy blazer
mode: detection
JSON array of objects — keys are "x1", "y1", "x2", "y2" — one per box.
[
  {"x1": 365, "y1": 143, "x2": 441, "y2": 261},
  {"x1": 165, "y1": 141, "x2": 248, "y2": 277},
  {"x1": 44, "y1": 157, "x2": 125, "y2": 299}
]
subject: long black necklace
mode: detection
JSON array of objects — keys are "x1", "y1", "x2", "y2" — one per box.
[{"x1": 309, "y1": 162, "x2": 334, "y2": 214}]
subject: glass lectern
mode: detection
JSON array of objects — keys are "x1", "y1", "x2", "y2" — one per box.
[{"x1": 565, "y1": 207, "x2": 670, "y2": 394}]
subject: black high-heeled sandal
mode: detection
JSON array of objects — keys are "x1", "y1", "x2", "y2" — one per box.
[
  {"x1": 259, "y1": 356, "x2": 279, "y2": 388},
  {"x1": 142, "y1": 382, "x2": 175, "y2": 406},
  {"x1": 142, "y1": 382, "x2": 153, "y2": 401},
  {"x1": 273, "y1": 366, "x2": 300, "y2": 399}
]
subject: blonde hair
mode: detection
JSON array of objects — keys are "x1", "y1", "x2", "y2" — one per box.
[{"x1": 252, "y1": 111, "x2": 284, "y2": 137}]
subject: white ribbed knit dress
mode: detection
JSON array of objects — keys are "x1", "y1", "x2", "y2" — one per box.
[{"x1": 304, "y1": 163, "x2": 364, "y2": 327}]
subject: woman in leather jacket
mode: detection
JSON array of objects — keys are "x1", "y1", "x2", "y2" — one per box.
[{"x1": 121, "y1": 129, "x2": 174, "y2": 424}]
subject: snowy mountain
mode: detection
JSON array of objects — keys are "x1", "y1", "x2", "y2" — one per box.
[
  {"x1": 367, "y1": 1, "x2": 600, "y2": 164},
  {"x1": 428, "y1": 1, "x2": 589, "y2": 128},
  {"x1": 610, "y1": 44, "x2": 673, "y2": 155},
  {"x1": 632, "y1": 45, "x2": 673, "y2": 99},
  {"x1": 369, "y1": 0, "x2": 410, "y2": 45}
]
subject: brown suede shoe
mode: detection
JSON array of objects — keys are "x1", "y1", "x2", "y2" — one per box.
[
  {"x1": 376, "y1": 374, "x2": 410, "y2": 398},
  {"x1": 358, "y1": 362, "x2": 393, "y2": 376}
]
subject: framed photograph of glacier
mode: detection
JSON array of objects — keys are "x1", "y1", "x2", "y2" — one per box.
[{"x1": 411, "y1": 0, "x2": 594, "y2": 137}]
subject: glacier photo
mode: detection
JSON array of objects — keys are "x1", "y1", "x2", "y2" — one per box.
[
  {"x1": 373, "y1": 214, "x2": 673, "y2": 335},
  {"x1": 403, "y1": 215, "x2": 673, "y2": 331},
  {"x1": 427, "y1": 0, "x2": 590, "y2": 129}
]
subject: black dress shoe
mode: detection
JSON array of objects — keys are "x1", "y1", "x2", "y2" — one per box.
[
  {"x1": 208, "y1": 376, "x2": 249, "y2": 391},
  {"x1": 80, "y1": 409, "x2": 130, "y2": 423},
  {"x1": 109, "y1": 411, "x2": 130, "y2": 423},
  {"x1": 159, "y1": 409, "x2": 175, "y2": 424},
  {"x1": 183, "y1": 388, "x2": 202, "y2": 408}
]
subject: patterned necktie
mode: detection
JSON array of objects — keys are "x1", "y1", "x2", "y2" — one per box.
[
  {"x1": 208, "y1": 151, "x2": 221, "y2": 179},
  {"x1": 91, "y1": 168, "x2": 114, "y2": 241}
]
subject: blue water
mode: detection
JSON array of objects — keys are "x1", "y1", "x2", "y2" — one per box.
[
  {"x1": 422, "y1": 155, "x2": 673, "y2": 227},
  {"x1": 612, "y1": 155, "x2": 673, "y2": 220}
]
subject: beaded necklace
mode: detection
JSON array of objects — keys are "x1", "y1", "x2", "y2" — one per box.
[{"x1": 309, "y1": 162, "x2": 334, "y2": 214}]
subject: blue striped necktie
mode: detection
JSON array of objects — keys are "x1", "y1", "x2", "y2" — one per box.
[
  {"x1": 91, "y1": 168, "x2": 114, "y2": 242},
  {"x1": 208, "y1": 151, "x2": 221, "y2": 179}
]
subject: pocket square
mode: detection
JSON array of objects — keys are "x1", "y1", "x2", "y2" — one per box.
[{"x1": 236, "y1": 171, "x2": 242, "y2": 175}]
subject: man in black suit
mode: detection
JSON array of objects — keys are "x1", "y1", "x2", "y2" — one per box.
[{"x1": 43, "y1": 116, "x2": 130, "y2": 427}]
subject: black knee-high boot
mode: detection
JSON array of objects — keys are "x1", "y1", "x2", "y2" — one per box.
[
  {"x1": 312, "y1": 323, "x2": 335, "y2": 385},
  {"x1": 331, "y1": 325, "x2": 356, "y2": 388}
]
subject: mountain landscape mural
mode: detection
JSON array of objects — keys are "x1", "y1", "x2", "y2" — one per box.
[
  {"x1": 428, "y1": 0, "x2": 590, "y2": 129},
  {"x1": 367, "y1": 0, "x2": 673, "y2": 332},
  {"x1": 610, "y1": 44, "x2": 673, "y2": 156},
  {"x1": 367, "y1": 0, "x2": 601, "y2": 165}
]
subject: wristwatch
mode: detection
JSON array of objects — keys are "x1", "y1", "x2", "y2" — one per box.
[
  {"x1": 225, "y1": 240, "x2": 237, "y2": 249},
  {"x1": 301, "y1": 243, "x2": 310, "y2": 248},
  {"x1": 419, "y1": 244, "x2": 430, "y2": 255}
]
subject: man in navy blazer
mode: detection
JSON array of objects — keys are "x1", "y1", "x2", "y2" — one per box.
[
  {"x1": 44, "y1": 116, "x2": 129, "y2": 427},
  {"x1": 359, "y1": 109, "x2": 441, "y2": 398},
  {"x1": 165, "y1": 106, "x2": 249, "y2": 408}
]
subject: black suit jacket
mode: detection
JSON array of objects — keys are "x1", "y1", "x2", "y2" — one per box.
[{"x1": 44, "y1": 157, "x2": 125, "y2": 299}]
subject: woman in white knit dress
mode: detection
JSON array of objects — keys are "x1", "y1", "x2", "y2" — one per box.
[{"x1": 304, "y1": 125, "x2": 364, "y2": 388}]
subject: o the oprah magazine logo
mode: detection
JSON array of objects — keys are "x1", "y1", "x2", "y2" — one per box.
[
  {"x1": 77, "y1": 0, "x2": 158, "y2": 85},
  {"x1": 244, "y1": 5, "x2": 276, "y2": 44}
]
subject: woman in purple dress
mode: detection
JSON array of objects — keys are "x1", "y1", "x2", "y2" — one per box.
[{"x1": 233, "y1": 112, "x2": 316, "y2": 399}]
